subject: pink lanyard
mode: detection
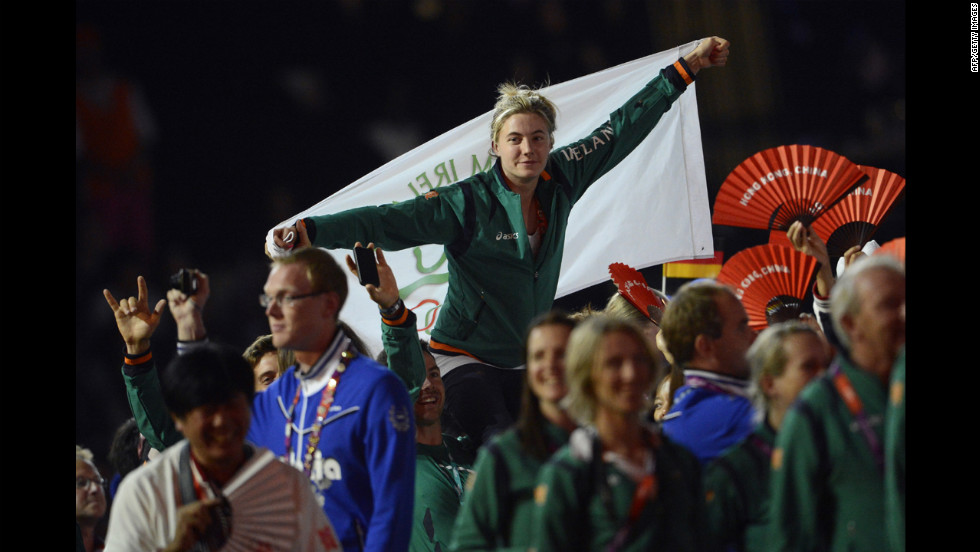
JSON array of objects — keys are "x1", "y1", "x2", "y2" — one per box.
[{"x1": 284, "y1": 349, "x2": 355, "y2": 476}]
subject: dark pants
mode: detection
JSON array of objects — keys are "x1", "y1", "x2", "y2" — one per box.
[{"x1": 441, "y1": 362, "x2": 525, "y2": 449}]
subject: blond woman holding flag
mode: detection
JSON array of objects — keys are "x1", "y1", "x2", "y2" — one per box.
[{"x1": 268, "y1": 37, "x2": 730, "y2": 448}]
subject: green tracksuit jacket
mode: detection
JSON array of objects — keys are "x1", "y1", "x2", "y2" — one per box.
[
  {"x1": 413, "y1": 439, "x2": 475, "y2": 552},
  {"x1": 304, "y1": 60, "x2": 693, "y2": 369},
  {"x1": 767, "y1": 354, "x2": 889, "y2": 552},
  {"x1": 703, "y1": 421, "x2": 776, "y2": 552},
  {"x1": 531, "y1": 426, "x2": 706, "y2": 552},
  {"x1": 450, "y1": 422, "x2": 570, "y2": 551},
  {"x1": 884, "y1": 348, "x2": 905, "y2": 552}
]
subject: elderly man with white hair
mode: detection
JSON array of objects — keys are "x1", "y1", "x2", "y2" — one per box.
[{"x1": 767, "y1": 254, "x2": 905, "y2": 552}]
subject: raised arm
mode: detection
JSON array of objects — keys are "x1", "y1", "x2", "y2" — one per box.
[
  {"x1": 104, "y1": 276, "x2": 181, "y2": 450},
  {"x1": 345, "y1": 243, "x2": 426, "y2": 400},
  {"x1": 265, "y1": 182, "x2": 464, "y2": 266},
  {"x1": 553, "y1": 35, "x2": 732, "y2": 207},
  {"x1": 166, "y1": 269, "x2": 210, "y2": 344},
  {"x1": 786, "y1": 221, "x2": 833, "y2": 298},
  {"x1": 786, "y1": 221, "x2": 842, "y2": 347}
]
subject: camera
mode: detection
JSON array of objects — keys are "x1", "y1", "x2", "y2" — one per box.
[{"x1": 169, "y1": 269, "x2": 199, "y2": 295}]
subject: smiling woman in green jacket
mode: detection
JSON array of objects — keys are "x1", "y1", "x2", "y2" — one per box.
[
  {"x1": 450, "y1": 311, "x2": 577, "y2": 551},
  {"x1": 531, "y1": 315, "x2": 705, "y2": 552}
]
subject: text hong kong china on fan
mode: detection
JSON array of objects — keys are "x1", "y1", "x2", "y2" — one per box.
[
  {"x1": 734, "y1": 264, "x2": 791, "y2": 299},
  {"x1": 739, "y1": 166, "x2": 830, "y2": 207}
]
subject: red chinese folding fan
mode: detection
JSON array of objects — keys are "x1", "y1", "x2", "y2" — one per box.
[
  {"x1": 609, "y1": 262, "x2": 668, "y2": 325},
  {"x1": 873, "y1": 236, "x2": 905, "y2": 265},
  {"x1": 807, "y1": 165, "x2": 906, "y2": 257},
  {"x1": 715, "y1": 244, "x2": 818, "y2": 330},
  {"x1": 713, "y1": 144, "x2": 868, "y2": 231}
]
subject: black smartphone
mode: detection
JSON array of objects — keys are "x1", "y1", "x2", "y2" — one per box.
[{"x1": 353, "y1": 246, "x2": 380, "y2": 287}]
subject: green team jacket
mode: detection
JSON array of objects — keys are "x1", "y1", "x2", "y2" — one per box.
[
  {"x1": 884, "y1": 348, "x2": 905, "y2": 552},
  {"x1": 450, "y1": 422, "x2": 570, "y2": 551},
  {"x1": 703, "y1": 421, "x2": 776, "y2": 552},
  {"x1": 304, "y1": 60, "x2": 693, "y2": 368},
  {"x1": 531, "y1": 426, "x2": 706, "y2": 552},
  {"x1": 413, "y1": 439, "x2": 475, "y2": 552},
  {"x1": 767, "y1": 354, "x2": 889, "y2": 552}
]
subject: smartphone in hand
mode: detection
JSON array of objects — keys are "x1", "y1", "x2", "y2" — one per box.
[{"x1": 353, "y1": 246, "x2": 380, "y2": 287}]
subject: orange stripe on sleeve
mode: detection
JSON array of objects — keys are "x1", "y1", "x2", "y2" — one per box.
[
  {"x1": 428, "y1": 339, "x2": 483, "y2": 362},
  {"x1": 124, "y1": 351, "x2": 153, "y2": 365},
  {"x1": 381, "y1": 307, "x2": 410, "y2": 326},
  {"x1": 673, "y1": 60, "x2": 694, "y2": 86}
]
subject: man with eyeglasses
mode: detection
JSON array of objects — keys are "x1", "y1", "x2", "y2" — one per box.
[
  {"x1": 249, "y1": 246, "x2": 417, "y2": 552},
  {"x1": 76, "y1": 445, "x2": 108, "y2": 552},
  {"x1": 104, "y1": 247, "x2": 416, "y2": 552},
  {"x1": 768, "y1": 255, "x2": 906, "y2": 552}
]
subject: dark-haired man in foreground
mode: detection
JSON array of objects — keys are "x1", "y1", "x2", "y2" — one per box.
[{"x1": 101, "y1": 339, "x2": 339, "y2": 551}]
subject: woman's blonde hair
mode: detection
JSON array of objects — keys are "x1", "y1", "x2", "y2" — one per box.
[
  {"x1": 604, "y1": 290, "x2": 670, "y2": 326},
  {"x1": 746, "y1": 321, "x2": 824, "y2": 410},
  {"x1": 562, "y1": 314, "x2": 662, "y2": 425},
  {"x1": 489, "y1": 82, "x2": 558, "y2": 148}
]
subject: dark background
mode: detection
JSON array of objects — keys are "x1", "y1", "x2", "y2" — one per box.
[{"x1": 76, "y1": 0, "x2": 906, "y2": 471}]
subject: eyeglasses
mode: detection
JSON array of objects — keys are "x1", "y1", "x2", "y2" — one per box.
[
  {"x1": 259, "y1": 291, "x2": 326, "y2": 309},
  {"x1": 76, "y1": 476, "x2": 106, "y2": 490}
]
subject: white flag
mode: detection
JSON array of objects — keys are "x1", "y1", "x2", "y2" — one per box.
[{"x1": 272, "y1": 41, "x2": 714, "y2": 358}]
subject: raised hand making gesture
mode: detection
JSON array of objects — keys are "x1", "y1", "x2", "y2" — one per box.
[{"x1": 104, "y1": 275, "x2": 167, "y2": 355}]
